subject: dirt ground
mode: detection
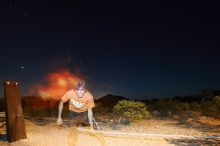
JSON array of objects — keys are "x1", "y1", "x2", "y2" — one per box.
[{"x1": 0, "y1": 117, "x2": 220, "y2": 146}]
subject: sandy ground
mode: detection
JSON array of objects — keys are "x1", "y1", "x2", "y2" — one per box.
[{"x1": 0, "y1": 117, "x2": 220, "y2": 146}]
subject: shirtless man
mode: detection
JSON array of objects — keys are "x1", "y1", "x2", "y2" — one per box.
[{"x1": 56, "y1": 81, "x2": 95, "y2": 129}]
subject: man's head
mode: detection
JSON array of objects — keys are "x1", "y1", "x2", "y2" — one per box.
[{"x1": 75, "y1": 81, "x2": 86, "y2": 98}]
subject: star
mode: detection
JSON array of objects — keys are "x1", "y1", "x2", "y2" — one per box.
[
  {"x1": 19, "y1": 66, "x2": 25, "y2": 70},
  {"x1": 170, "y1": 18, "x2": 177, "y2": 24}
]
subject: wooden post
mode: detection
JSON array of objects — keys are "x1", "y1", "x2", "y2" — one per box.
[{"x1": 4, "y1": 81, "x2": 27, "y2": 142}]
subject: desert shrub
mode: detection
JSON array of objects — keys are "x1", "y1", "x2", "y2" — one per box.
[
  {"x1": 199, "y1": 96, "x2": 220, "y2": 118},
  {"x1": 174, "y1": 102, "x2": 190, "y2": 111},
  {"x1": 211, "y1": 96, "x2": 220, "y2": 118},
  {"x1": 113, "y1": 100, "x2": 150, "y2": 121},
  {"x1": 93, "y1": 102, "x2": 108, "y2": 116},
  {"x1": 0, "y1": 98, "x2": 5, "y2": 111},
  {"x1": 153, "y1": 100, "x2": 191, "y2": 117},
  {"x1": 212, "y1": 96, "x2": 220, "y2": 106},
  {"x1": 190, "y1": 102, "x2": 201, "y2": 111},
  {"x1": 152, "y1": 99, "x2": 177, "y2": 114},
  {"x1": 174, "y1": 102, "x2": 190, "y2": 118}
]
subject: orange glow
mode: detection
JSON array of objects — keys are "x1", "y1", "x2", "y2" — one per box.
[{"x1": 30, "y1": 70, "x2": 82, "y2": 100}]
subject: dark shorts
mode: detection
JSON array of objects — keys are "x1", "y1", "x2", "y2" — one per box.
[{"x1": 68, "y1": 111, "x2": 89, "y2": 126}]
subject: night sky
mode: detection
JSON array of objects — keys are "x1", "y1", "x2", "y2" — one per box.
[{"x1": 0, "y1": 1, "x2": 220, "y2": 99}]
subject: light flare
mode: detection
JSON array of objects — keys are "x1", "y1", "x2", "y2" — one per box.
[{"x1": 30, "y1": 69, "x2": 82, "y2": 100}]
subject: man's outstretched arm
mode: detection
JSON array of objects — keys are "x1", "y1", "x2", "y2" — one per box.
[
  {"x1": 57, "y1": 100, "x2": 64, "y2": 125},
  {"x1": 88, "y1": 108, "x2": 94, "y2": 129}
]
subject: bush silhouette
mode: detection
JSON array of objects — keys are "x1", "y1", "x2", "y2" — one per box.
[
  {"x1": 113, "y1": 100, "x2": 150, "y2": 121},
  {"x1": 199, "y1": 97, "x2": 220, "y2": 118}
]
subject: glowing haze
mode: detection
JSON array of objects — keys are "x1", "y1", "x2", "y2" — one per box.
[{"x1": 29, "y1": 70, "x2": 82, "y2": 100}]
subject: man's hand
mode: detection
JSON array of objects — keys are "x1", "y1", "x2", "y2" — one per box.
[
  {"x1": 57, "y1": 117, "x2": 62, "y2": 126},
  {"x1": 90, "y1": 124, "x2": 95, "y2": 131},
  {"x1": 90, "y1": 127, "x2": 95, "y2": 132}
]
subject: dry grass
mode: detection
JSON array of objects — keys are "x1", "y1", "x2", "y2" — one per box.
[
  {"x1": 0, "y1": 120, "x2": 173, "y2": 146},
  {"x1": 0, "y1": 117, "x2": 220, "y2": 146}
]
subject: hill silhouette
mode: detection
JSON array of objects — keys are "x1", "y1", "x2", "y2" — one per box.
[{"x1": 95, "y1": 94, "x2": 128, "y2": 110}]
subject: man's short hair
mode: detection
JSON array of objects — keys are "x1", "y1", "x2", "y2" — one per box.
[{"x1": 76, "y1": 80, "x2": 86, "y2": 90}]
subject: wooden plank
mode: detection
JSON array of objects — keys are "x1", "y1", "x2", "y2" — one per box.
[{"x1": 4, "y1": 81, "x2": 27, "y2": 142}]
